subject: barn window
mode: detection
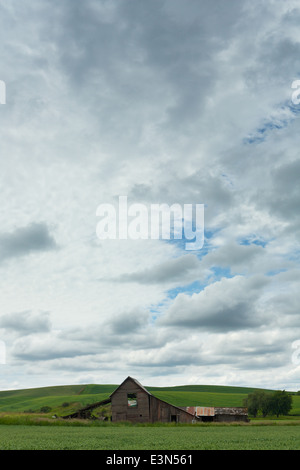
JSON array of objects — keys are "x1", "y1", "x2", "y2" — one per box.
[{"x1": 127, "y1": 393, "x2": 137, "y2": 407}]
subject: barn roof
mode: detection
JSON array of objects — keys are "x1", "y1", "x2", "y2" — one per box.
[{"x1": 109, "y1": 376, "x2": 153, "y2": 397}]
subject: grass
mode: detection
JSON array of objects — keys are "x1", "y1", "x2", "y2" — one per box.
[
  {"x1": 149, "y1": 390, "x2": 247, "y2": 407},
  {"x1": 1, "y1": 383, "x2": 299, "y2": 416},
  {"x1": 0, "y1": 385, "x2": 116, "y2": 414},
  {"x1": 0, "y1": 422, "x2": 299, "y2": 450}
]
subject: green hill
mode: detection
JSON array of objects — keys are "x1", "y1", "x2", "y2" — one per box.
[{"x1": 0, "y1": 383, "x2": 298, "y2": 417}]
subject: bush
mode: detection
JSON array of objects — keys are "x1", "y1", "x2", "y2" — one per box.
[{"x1": 40, "y1": 406, "x2": 52, "y2": 413}]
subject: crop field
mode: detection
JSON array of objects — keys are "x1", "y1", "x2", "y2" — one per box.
[{"x1": 0, "y1": 422, "x2": 299, "y2": 450}]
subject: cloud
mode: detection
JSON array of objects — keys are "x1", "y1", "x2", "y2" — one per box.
[
  {"x1": 263, "y1": 158, "x2": 300, "y2": 224},
  {"x1": 201, "y1": 242, "x2": 265, "y2": 273},
  {"x1": 108, "y1": 309, "x2": 150, "y2": 335},
  {"x1": 113, "y1": 254, "x2": 200, "y2": 285},
  {"x1": 159, "y1": 275, "x2": 271, "y2": 332},
  {"x1": 0, "y1": 310, "x2": 51, "y2": 335},
  {"x1": 11, "y1": 334, "x2": 90, "y2": 362},
  {"x1": 0, "y1": 223, "x2": 57, "y2": 262}
]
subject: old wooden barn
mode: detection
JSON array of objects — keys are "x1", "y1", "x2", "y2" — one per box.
[
  {"x1": 63, "y1": 376, "x2": 248, "y2": 423},
  {"x1": 110, "y1": 376, "x2": 196, "y2": 423}
]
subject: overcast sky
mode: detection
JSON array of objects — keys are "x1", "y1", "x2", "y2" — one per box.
[{"x1": 0, "y1": 0, "x2": 300, "y2": 392}]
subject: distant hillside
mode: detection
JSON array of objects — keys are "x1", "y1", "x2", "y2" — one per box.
[
  {"x1": 0, "y1": 384, "x2": 116, "y2": 414},
  {"x1": 147, "y1": 384, "x2": 276, "y2": 394},
  {"x1": 147, "y1": 384, "x2": 278, "y2": 409},
  {"x1": 0, "y1": 383, "x2": 298, "y2": 416}
]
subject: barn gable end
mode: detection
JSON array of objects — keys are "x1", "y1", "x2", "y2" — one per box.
[{"x1": 110, "y1": 376, "x2": 196, "y2": 424}]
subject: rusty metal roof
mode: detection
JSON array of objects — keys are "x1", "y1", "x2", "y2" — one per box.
[
  {"x1": 186, "y1": 406, "x2": 215, "y2": 416},
  {"x1": 185, "y1": 406, "x2": 248, "y2": 416},
  {"x1": 214, "y1": 407, "x2": 248, "y2": 415}
]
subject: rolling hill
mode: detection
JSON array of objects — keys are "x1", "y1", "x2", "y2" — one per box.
[{"x1": 0, "y1": 383, "x2": 299, "y2": 417}]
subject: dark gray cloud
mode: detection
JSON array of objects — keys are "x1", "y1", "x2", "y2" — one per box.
[
  {"x1": 159, "y1": 275, "x2": 271, "y2": 332},
  {"x1": 0, "y1": 310, "x2": 51, "y2": 335},
  {"x1": 114, "y1": 254, "x2": 200, "y2": 284},
  {"x1": 265, "y1": 158, "x2": 300, "y2": 222},
  {"x1": 0, "y1": 222, "x2": 57, "y2": 262},
  {"x1": 12, "y1": 339, "x2": 91, "y2": 362},
  {"x1": 129, "y1": 170, "x2": 234, "y2": 218},
  {"x1": 28, "y1": 0, "x2": 247, "y2": 157},
  {"x1": 201, "y1": 242, "x2": 265, "y2": 274},
  {"x1": 108, "y1": 309, "x2": 150, "y2": 335}
]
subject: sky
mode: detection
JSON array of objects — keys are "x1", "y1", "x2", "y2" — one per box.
[{"x1": 0, "y1": 0, "x2": 300, "y2": 392}]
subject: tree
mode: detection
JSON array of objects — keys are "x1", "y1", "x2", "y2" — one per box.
[
  {"x1": 268, "y1": 391, "x2": 293, "y2": 417},
  {"x1": 244, "y1": 390, "x2": 293, "y2": 418},
  {"x1": 243, "y1": 390, "x2": 267, "y2": 417},
  {"x1": 260, "y1": 393, "x2": 273, "y2": 417}
]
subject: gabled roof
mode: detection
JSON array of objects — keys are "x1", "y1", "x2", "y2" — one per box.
[{"x1": 110, "y1": 376, "x2": 153, "y2": 397}]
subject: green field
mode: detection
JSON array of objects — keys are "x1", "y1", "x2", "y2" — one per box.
[
  {"x1": 0, "y1": 383, "x2": 299, "y2": 450},
  {"x1": 0, "y1": 422, "x2": 299, "y2": 450},
  {"x1": 0, "y1": 383, "x2": 299, "y2": 416}
]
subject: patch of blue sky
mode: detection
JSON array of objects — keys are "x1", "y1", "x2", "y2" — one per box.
[
  {"x1": 287, "y1": 250, "x2": 300, "y2": 262},
  {"x1": 239, "y1": 235, "x2": 268, "y2": 248},
  {"x1": 166, "y1": 280, "x2": 204, "y2": 300},
  {"x1": 205, "y1": 227, "x2": 221, "y2": 240},
  {"x1": 244, "y1": 119, "x2": 289, "y2": 144},
  {"x1": 208, "y1": 266, "x2": 233, "y2": 281},
  {"x1": 163, "y1": 266, "x2": 232, "y2": 304},
  {"x1": 243, "y1": 100, "x2": 300, "y2": 145},
  {"x1": 149, "y1": 302, "x2": 166, "y2": 323},
  {"x1": 266, "y1": 268, "x2": 287, "y2": 277},
  {"x1": 286, "y1": 101, "x2": 300, "y2": 115}
]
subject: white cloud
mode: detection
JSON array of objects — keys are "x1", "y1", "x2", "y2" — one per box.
[{"x1": 159, "y1": 275, "x2": 271, "y2": 331}]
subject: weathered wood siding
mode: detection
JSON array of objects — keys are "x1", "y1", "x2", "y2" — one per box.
[
  {"x1": 111, "y1": 377, "x2": 195, "y2": 423},
  {"x1": 111, "y1": 377, "x2": 151, "y2": 423},
  {"x1": 149, "y1": 395, "x2": 195, "y2": 423},
  {"x1": 213, "y1": 407, "x2": 249, "y2": 422}
]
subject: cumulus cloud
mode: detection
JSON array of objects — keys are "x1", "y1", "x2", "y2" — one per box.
[
  {"x1": 0, "y1": 223, "x2": 57, "y2": 262},
  {"x1": 0, "y1": 0, "x2": 299, "y2": 391},
  {"x1": 0, "y1": 310, "x2": 51, "y2": 335},
  {"x1": 159, "y1": 275, "x2": 270, "y2": 331},
  {"x1": 113, "y1": 254, "x2": 200, "y2": 285}
]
